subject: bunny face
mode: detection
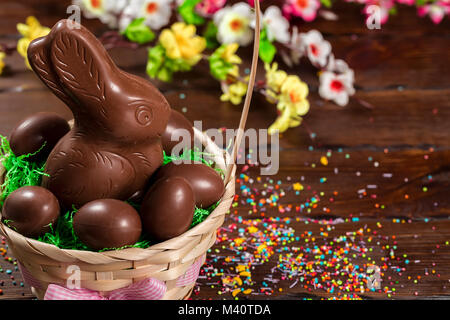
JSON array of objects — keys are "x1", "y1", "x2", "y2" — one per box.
[
  {"x1": 28, "y1": 20, "x2": 170, "y2": 143},
  {"x1": 104, "y1": 71, "x2": 171, "y2": 143}
]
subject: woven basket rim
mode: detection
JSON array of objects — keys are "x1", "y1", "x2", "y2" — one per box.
[{"x1": 0, "y1": 127, "x2": 234, "y2": 259}]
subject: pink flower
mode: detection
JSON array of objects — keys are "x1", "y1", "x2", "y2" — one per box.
[
  {"x1": 319, "y1": 71, "x2": 355, "y2": 106},
  {"x1": 396, "y1": 0, "x2": 414, "y2": 5},
  {"x1": 363, "y1": 0, "x2": 394, "y2": 24},
  {"x1": 282, "y1": 0, "x2": 320, "y2": 22},
  {"x1": 196, "y1": 0, "x2": 227, "y2": 16},
  {"x1": 418, "y1": 1, "x2": 450, "y2": 24},
  {"x1": 247, "y1": 0, "x2": 263, "y2": 7}
]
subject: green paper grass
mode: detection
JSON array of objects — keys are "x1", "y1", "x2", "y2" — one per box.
[
  {"x1": 0, "y1": 135, "x2": 48, "y2": 205},
  {"x1": 0, "y1": 136, "x2": 220, "y2": 252}
]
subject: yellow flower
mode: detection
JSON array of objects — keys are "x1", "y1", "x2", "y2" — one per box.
[
  {"x1": 221, "y1": 43, "x2": 242, "y2": 65},
  {"x1": 268, "y1": 103, "x2": 305, "y2": 135},
  {"x1": 279, "y1": 75, "x2": 309, "y2": 116},
  {"x1": 268, "y1": 75, "x2": 310, "y2": 135},
  {"x1": 220, "y1": 79, "x2": 248, "y2": 105},
  {"x1": 17, "y1": 16, "x2": 50, "y2": 69},
  {"x1": 0, "y1": 52, "x2": 5, "y2": 75},
  {"x1": 265, "y1": 62, "x2": 287, "y2": 93},
  {"x1": 159, "y1": 22, "x2": 206, "y2": 66}
]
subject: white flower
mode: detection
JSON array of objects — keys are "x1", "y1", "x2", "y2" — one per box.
[
  {"x1": 252, "y1": 6, "x2": 290, "y2": 44},
  {"x1": 300, "y1": 30, "x2": 332, "y2": 68},
  {"x1": 213, "y1": 2, "x2": 254, "y2": 46},
  {"x1": 319, "y1": 71, "x2": 355, "y2": 106},
  {"x1": 119, "y1": 0, "x2": 173, "y2": 31},
  {"x1": 74, "y1": 0, "x2": 128, "y2": 28},
  {"x1": 284, "y1": 26, "x2": 305, "y2": 66}
]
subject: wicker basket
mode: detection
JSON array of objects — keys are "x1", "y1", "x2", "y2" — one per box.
[
  {"x1": 0, "y1": 0, "x2": 261, "y2": 300},
  {"x1": 0, "y1": 127, "x2": 236, "y2": 300}
]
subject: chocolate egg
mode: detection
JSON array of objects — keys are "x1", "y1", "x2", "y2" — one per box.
[
  {"x1": 162, "y1": 109, "x2": 194, "y2": 155},
  {"x1": 140, "y1": 177, "x2": 195, "y2": 242},
  {"x1": 1, "y1": 186, "x2": 60, "y2": 238},
  {"x1": 9, "y1": 112, "x2": 70, "y2": 162},
  {"x1": 73, "y1": 199, "x2": 142, "y2": 251},
  {"x1": 153, "y1": 162, "x2": 224, "y2": 208}
]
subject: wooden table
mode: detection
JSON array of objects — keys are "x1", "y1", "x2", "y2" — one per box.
[{"x1": 0, "y1": 0, "x2": 449, "y2": 300}]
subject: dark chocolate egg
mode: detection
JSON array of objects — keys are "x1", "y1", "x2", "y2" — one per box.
[
  {"x1": 140, "y1": 177, "x2": 195, "y2": 242},
  {"x1": 73, "y1": 199, "x2": 142, "y2": 251},
  {"x1": 162, "y1": 109, "x2": 194, "y2": 155},
  {"x1": 153, "y1": 162, "x2": 224, "y2": 208},
  {"x1": 1, "y1": 186, "x2": 60, "y2": 238},
  {"x1": 9, "y1": 112, "x2": 70, "y2": 162}
]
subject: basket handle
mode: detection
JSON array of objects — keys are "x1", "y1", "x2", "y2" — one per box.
[{"x1": 224, "y1": 0, "x2": 261, "y2": 185}]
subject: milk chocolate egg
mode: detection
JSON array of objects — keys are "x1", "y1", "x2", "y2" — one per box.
[
  {"x1": 9, "y1": 112, "x2": 70, "y2": 162},
  {"x1": 140, "y1": 177, "x2": 195, "y2": 242},
  {"x1": 1, "y1": 186, "x2": 60, "y2": 238},
  {"x1": 73, "y1": 199, "x2": 142, "y2": 251},
  {"x1": 162, "y1": 110, "x2": 194, "y2": 155},
  {"x1": 153, "y1": 162, "x2": 224, "y2": 208}
]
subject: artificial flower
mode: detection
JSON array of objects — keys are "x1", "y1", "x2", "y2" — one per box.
[
  {"x1": 147, "y1": 43, "x2": 192, "y2": 81},
  {"x1": 362, "y1": 0, "x2": 394, "y2": 25},
  {"x1": 282, "y1": 0, "x2": 321, "y2": 22},
  {"x1": 319, "y1": 71, "x2": 355, "y2": 106},
  {"x1": 0, "y1": 52, "x2": 5, "y2": 75},
  {"x1": 74, "y1": 0, "x2": 128, "y2": 28},
  {"x1": 265, "y1": 62, "x2": 287, "y2": 94},
  {"x1": 119, "y1": 0, "x2": 173, "y2": 31},
  {"x1": 418, "y1": 1, "x2": 450, "y2": 24},
  {"x1": 220, "y1": 79, "x2": 248, "y2": 105},
  {"x1": 213, "y1": 2, "x2": 255, "y2": 46},
  {"x1": 268, "y1": 75, "x2": 310, "y2": 134},
  {"x1": 299, "y1": 30, "x2": 332, "y2": 68},
  {"x1": 196, "y1": 0, "x2": 227, "y2": 15},
  {"x1": 17, "y1": 16, "x2": 50, "y2": 69},
  {"x1": 209, "y1": 43, "x2": 242, "y2": 80},
  {"x1": 281, "y1": 26, "x2": 304, "y2": 67},
  {"x1": 396, "y1": 0, "x2": 414, "y2": 5},
  {"x1": 220, "y1": 43, "x2": 242, "y2": 65},
  {"x1": 278, "y1": 75, "x2": 310, "y2": 116},
  {"x1": 178, "y1": 0, "x2": 206, "y2": 25},
  {"x1": 268, "y1": 102, "x2": 305, "y2": 134},
  {"x1": 259, "y1": 6, "x2": 290, "y2": 44},
  {"x1": 159, "y1": 22, "x2": 206, "y2": 65},
  {"x1": 326, "y1": 54, "x2": 352, "y2": 75},
  {"x1": 122, "y1": 17, "x2": 156, "y2": 44}
]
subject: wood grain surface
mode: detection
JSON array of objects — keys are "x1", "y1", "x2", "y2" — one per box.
[{"x1": 0, "y1": 0, "x2": 449, "y2": 300}]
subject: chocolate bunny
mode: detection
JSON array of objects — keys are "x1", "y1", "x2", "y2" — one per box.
[{"x1": 27, "y1": 20, "x2": 171, "y2": 208}]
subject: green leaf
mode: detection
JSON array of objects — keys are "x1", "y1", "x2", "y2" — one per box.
[
  {"x1": 178, "y1": 0, "x2": 205, "y2": 25},
  {"x1": 259, "y1": 29, "x2": 276, "y2": 64},
  {"x1": 208, "y1": 44, "x2": 236, "y2": 81},
  {"x1": 320, "y1": 0, "x2": 332, "y2": 8},
  {"x1": 122, "y1": 18, "x2": 155, "y2": 44},
  {"x1": 203, "y1": 21, "x2": 219, "y2": 50},
  {"x1": 146, "y1": 45, "x2": 164, "y2": 78},
  {"x1": 157, "y1": 67, "x2": 172, "y2": 82},
  {"x1": 146, "y1": 44, "x2": 194, "y2": 82}
]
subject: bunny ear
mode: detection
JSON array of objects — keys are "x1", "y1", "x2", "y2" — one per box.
[
  {"x1": 49, "y1": 20, "x2": 115, "y2": 108},
  {"x1": 28, "y1": 33, "x2": 78, "y2": 110}
]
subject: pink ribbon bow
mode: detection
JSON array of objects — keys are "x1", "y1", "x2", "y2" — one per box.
[{"x1": 19, "y1": 255, "x2": 204, "y2": 300}]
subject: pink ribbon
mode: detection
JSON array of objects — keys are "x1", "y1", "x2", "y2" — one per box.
[
  {"x1": 18, "y1": 255, "x2": 204, "y2": 300},
  {"x1": 45, "y1": 277, "x2": 166, "y2": 300}
]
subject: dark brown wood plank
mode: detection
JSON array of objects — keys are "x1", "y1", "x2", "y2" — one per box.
[
  {"x1": 193, "y1": 218, "x2": 450, "y2": 300},
  {"x1": 164, "y1": 89, "x2": 450, "y2": 149}
]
